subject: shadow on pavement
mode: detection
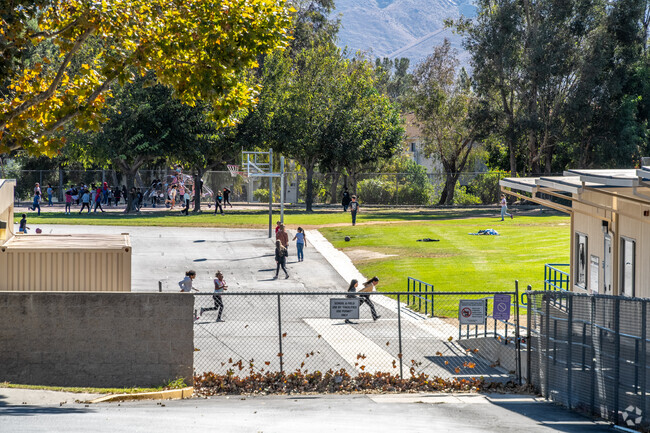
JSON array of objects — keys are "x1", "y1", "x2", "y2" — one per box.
[{"x1": 484, "y1": 396, "x2": 612, "y2": 433}]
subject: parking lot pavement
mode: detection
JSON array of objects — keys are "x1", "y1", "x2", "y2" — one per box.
[{"x1": 0, "y1": 392, "x2": 614, "y2": 433}]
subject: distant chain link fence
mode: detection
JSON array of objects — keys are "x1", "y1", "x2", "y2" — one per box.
[
  {"x1": 526, "y1": 291, "x2": 650, "y2": 432},
  {"x1": 191, "y1": 291, "x2": 520, "y2": 383},
  {"x1": 7, "y1": 168, "x2": 534, "y2": 206}
]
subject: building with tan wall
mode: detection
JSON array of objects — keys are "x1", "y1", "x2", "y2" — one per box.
[{"x1": 500, "y1": 167, "x2": 650, "y2": 299}]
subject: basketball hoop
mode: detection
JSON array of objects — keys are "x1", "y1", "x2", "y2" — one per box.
[{"x1": 227, "y1": 164, "x2": 246, "y2": 178}]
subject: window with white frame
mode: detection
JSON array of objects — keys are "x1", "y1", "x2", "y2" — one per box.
[
  {"x1": 620, "y1": 237, "x2": 636, "y2": 297},
  {"x1": 575, "y1": 233, "x2": 588, "y2": 288}
]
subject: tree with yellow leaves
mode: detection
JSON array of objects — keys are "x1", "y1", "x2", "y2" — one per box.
[{"x1": 0, "y1": 0, "x2": 292, "y2": 156}]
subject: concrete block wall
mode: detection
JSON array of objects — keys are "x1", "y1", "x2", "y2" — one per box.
[{"x1": 0, "y1": 292, "x2": 194, "y2": 388}]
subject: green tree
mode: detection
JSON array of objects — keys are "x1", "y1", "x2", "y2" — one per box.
[
  {"x1": 67, "y1": 75, "x2": 218, "y2": 212},
  {"x1": 1, "y1": 0, "x2": 292, "y2": 155},
  {"x1": 409, "y1": 40, "x2": 477, "y2": 205},
  {"x1": 260, "y1": 45, "x2": 403, "y2": 210}
]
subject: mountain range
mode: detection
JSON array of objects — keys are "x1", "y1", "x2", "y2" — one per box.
[{"x1": 333, "y1": 0, "x2": 475, "y2": 68}]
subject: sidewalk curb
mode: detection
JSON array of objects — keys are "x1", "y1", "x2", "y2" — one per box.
[{"x1": 86, "y1": 386, "x2": 194, "y2": 404}]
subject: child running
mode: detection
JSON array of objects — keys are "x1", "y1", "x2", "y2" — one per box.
[{"x1": 200, "y1": 271, "x2": 227, "y2": 322}]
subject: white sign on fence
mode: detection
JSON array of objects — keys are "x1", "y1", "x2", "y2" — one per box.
[
  {"x1": 458, "y1": 299, "x2": 486, "y2": 325},
  {"x1": 330, "y1": 299, "x2": 360, "y2": 319}
]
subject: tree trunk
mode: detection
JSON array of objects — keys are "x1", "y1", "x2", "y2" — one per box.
[
  {"x1": 305, "y1": 164, "x2": 315, "y2": 212},
  {"x1": 329, "y1": 171, "x2": 340, "y2": 204},
  {"x1": 438, "y1": 165, "x2": 460, "y2": 206},
  {"x1": 194, "y1": 168, "x2": 202, "y2": 212}
]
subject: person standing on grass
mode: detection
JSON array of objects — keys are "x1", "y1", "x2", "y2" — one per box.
[
  {"x1": 200, "y1": 271, "x2": 227, "y2": 322},
  {"x1": 500, "y1": 194, "x2": 513, "y2": 221},
  {"x1": 349, "y1": 195, "x2": 359, "y2": 226},
  {"x1": 357, "y1": 277, "x2": 380, "y2": 321},
  {"x1": 79, "y1": 188, "x2": 91, "y2": 213},
  {"x1": 274, "y1": 240, "x2": 289, "y2": 279},
  {"x1": 64, "y1": 188, "x2": 72, "y2": 215},
  {"x1": 341, "y1": 188, "x2": 351, "y2": 212},
  {"x1": 46, "y1": 184, "x2": 53, "y2": 206},
  {"x1": 223, "y1": 187, "x2": 232, "y2": 208},
  {"x1": 292, "y1": 227, "x2": 307, "y2": 262},
  {"x1": 276, "y1": 224, "x2": 289, "y2": 256}
]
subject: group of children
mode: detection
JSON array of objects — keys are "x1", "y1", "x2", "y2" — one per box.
[
  {"x1": 181, "y1": 265, "x2": 382, "y2": 324},
  {"x1": 273, "y1": 222, "x2": 308, "y2": 279}
]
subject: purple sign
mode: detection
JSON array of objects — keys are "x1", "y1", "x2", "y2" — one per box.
[{"x1": 493, "y1": 294, "x2": 511, "y2": 321}]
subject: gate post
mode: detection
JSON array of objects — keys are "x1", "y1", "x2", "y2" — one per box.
[
  {"x1": 515, "y1": 281, "x2": 521, "y2": 385},
  {"x1": 277, "y1": 294, "x2": 284, "y2": 373},
  {"x1": 397, "y1": 294, "x2": 403, "y2": 380}
]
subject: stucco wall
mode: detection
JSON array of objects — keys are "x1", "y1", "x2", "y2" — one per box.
[{"x1": 0, "y1": 292, "x2": 193, "y2": 388}]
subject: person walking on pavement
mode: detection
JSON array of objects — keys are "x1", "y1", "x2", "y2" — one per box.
[
  {"x1": 181, "y1": 187, "x2": 191, "y2": 215},
  {"x1": 350, "y1": 195, "x2": 359, "y2": 226},
  {"x1": 276, "y1": 223, "x2": 289, "y2": 256},
  {"x1": 500, "y1": 194, "x2": 513, "y2": 221},
  {"x1": 178, "y1": 270, "x2": 200, "y2": 320},
  {"x1": 200, "y1": 271, "x2": 227, "y2": 322},
  {"x1": 292, "y1": 227, "x2": 307, "y2": 262},
  {"x1": 341, "y1": 188, "x2": 351, "y2": 212},
  {"x1": 79, "y1": 188, "x2": 91, "y2": 213},
  {"x1": 46, "y1": 184, "x2": 53, "y2": 206},
  {"x1": 274, "y1": 240, "x2": 289, "y2": 279},
  {"x1": 214, "y1": 189, "x2": 224, "y2": 215},
  {"x1": 93, "y1": 186, "x2": 105, "y2": 212},
  {"x1": 223, "y1": 187, "x2": 233, "y2": 208}
]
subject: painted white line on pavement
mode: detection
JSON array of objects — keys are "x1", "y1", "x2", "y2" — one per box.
[
  {"x1": 308, "y1": 229, "x2": 460, "y2": 340},
  {"x1": 303, "y1": 318, "x2": 399, "y2": 374}
]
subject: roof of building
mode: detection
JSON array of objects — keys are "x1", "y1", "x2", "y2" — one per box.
[{"x1": 1, "y1": 234, "x2": 131, "y2": 251}]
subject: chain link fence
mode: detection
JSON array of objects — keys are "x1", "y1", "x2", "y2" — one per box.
[
  {"x1": 191, "y1": 291, "x2": 520, "y2": 383},
  {"x1": 526, "y1": 291, "x2": 649, "y2": 431}
]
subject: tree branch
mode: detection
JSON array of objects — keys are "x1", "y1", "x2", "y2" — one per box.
[{"x1": 0, "y1": 25, "x2": 96, "y2": 131}]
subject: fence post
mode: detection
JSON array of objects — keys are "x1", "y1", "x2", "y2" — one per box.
[
  {"x1": 430, "y1": 284, "x2": 434, "y2": 318},
  {"x1": 590, "y1": 296, "x2": 596, "y2": 415},
  {"x1": 277, "y1": 294, "x2": 284, "y2": 373},
  {"x1": 397, "y1": 294, "x2": 403, "y2": 380},
  {"x1": 527, "y1": 290, "x2": 532, "y2": 386},
  {"x1": 545, "y1": 292, "x2": 551, "y2": 399},
  {"x1": 418, "y1": 282, "x2": 421, "y2": 312},
  {"x1": 515, "y1": 281, "x2": 521, "y2": 385},
  {"x1": 613, "y1": 297, "x2": 620, "y2": 422},
  {"x1": 544, "y1": 266, "x2": 548, "y2": 291},
  {"x1": 407, "y1": 278, "x2": 410, "y2": 306},
  {"x1": 567, "y1": 293, "x2": 573, "y2": 408},
  {"x1": 640, "y1": 301, "x2": 647, "y2": 422}
]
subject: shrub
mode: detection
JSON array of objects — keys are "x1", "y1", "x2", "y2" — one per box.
[
  {"x1": 453, "y1": 183, "x2": 481, "y2": 205},
  {"x1": 357, "y1": 178, "x2": 394, "y2": 204},
  {"x1": 253, "y1": 188, "x2": 269, "y2": 202}
]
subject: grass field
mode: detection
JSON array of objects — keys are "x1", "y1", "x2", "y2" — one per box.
[
  {"x1": 15, "y1": 207, "x2": 507, "y2": 228},
  {"x1": 319, "y1": 215, "x2": 570, "y2": 315}
]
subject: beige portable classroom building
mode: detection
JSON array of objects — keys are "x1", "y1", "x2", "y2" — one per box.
[
  {"x1": 500, "y1": 167, "x2": 650, "y2": 299},
  {"x1": 0, "y1": 179, "x2": 132, "y2": 292}
]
